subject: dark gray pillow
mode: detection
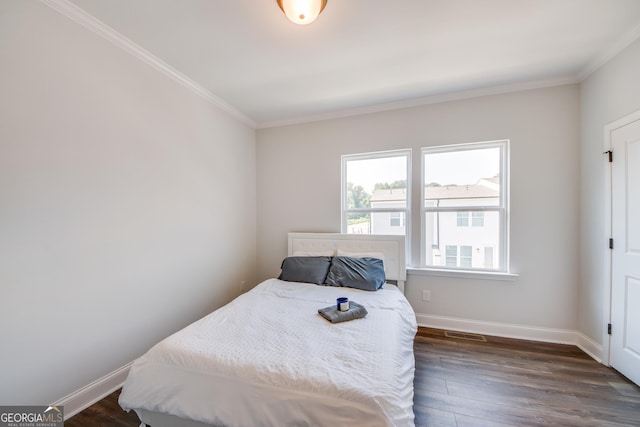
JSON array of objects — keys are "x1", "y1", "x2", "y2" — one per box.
[
  {"x1": 278, "y1": 256, "x2": 332, "y2": 285},
  {"x1": 325, "y1": 256, "x2": 386, "y2": 291}
]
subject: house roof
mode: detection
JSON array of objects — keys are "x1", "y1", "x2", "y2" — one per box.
[
  {"x1": 370, "y1": 188, "x2": 407, "y2": 202},
  {"x1": 424, "y1": 184, "x2": 499, "y2": 200},
  {"x1": 370, "y1": 179, "x2": 499, "y2": 202}
]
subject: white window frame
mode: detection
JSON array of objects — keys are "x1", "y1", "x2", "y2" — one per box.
[
  {"x1": 341, "y1": 149, "x2": 412, "y2": 256},
  {"x1": 420, "y1": 140, "x2": 510, "y2": 273}
]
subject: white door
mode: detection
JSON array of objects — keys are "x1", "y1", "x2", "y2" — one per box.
[{"x1": 610, "y1": 113, "x2": 640, "y2": 386}]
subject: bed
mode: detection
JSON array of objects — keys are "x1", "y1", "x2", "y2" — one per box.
[{"x1": 119, "y1": 233, "x2": 417, "y2": 427}]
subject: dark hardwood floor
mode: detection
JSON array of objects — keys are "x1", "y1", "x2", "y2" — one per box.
[
  {"x1": 413, "y1": 328, "x2": 640, "y2": 427},
  {"x1": 66, "y1": 327, "x2": 640, "y2": 427},
  {"x1": 65, "y1": 388, "x2": 139, "y2": 427}
]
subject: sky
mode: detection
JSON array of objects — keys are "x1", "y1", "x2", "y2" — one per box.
[
  {"x1": 346, "y1": 147, "x2": 500, "y2": 194},
  {"x1": 424, "y1": 147, "x2": 500, "y2": 186},
  {"x1": 347, "y1": 156, "x2": 407, "y2": 193}
]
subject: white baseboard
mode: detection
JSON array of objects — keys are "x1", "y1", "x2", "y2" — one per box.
[
  {"x1": 416, "y1": 313, "x2": 603, "y2": 362},
  {"x1": 54, "y1": 362, "x2": 133, "y2": 420},
  {"x1": 574, "y1": 332, "x2": 604, "y2": 363}
]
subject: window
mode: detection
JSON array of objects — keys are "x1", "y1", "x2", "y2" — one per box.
[
  {"x1": 390, "y1": 212, "x2": 405, "y2": 227},
  {"x1": 444, "y1": 245, "x2": 473, "y2": 268},
  {"x1": 422, "y1": 140, "x2": 509, "y2": 272},
  {"x1": 445, "y1": 246, "x2": 457, "y2": 267},
  {"x1": 460, "y1": 245, "x2": 473, "y2": 268},
  {"x1": 341, "y1": 141, "x2": 509, "y2": 274},
  {"x1": 472, "y1": 212, "x2": 485, "y2": 227},
  {"x1": 342, "y1": 150, "x2": 411, "y2": 244},
  {"x1": 457, "y1": 212, "x2": 485, "y2": 227},
  {"x1": 457, "y1": 212, "x2": 469, "y2": 227}
]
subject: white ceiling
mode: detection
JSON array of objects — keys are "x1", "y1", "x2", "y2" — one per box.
[{"x1": 66, "y1": 0, "x2": 640, "y2": 128}]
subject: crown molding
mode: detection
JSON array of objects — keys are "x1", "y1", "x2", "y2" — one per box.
[
  {"x1": 40, "y1": 0, "x2": 256, "y2": 129},
  {"x1": 578, "y1": 21, "x2": 640, "y2": 81},
  {"x1": 257, "y1": 75, "x2": 579, "y2": 129},
  {"x1": 40, "y1": 0, "x2": 640, "y2": 132}
]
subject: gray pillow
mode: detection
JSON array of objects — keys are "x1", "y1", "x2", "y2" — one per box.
[
  {"x1": 278, "y1": 256, "x2": 332, "y2": 285},
  {"x1": 325, "y1": 256, "x2": 386, "y2": 291}
]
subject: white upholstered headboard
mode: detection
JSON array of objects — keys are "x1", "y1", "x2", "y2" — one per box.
[{"x1": 287, "y1": 233, "x2": 407, "y2": 292}]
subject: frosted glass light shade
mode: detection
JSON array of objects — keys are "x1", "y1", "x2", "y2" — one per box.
[{"x1": 277, "y1": 0, "x2": 327, "y2": 25}]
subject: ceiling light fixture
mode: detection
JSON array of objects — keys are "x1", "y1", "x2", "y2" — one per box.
[{"x1": 276, "y1": 0, "x2": 327, "y2": 25}]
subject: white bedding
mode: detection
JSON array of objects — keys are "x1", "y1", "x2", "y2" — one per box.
[{"x1": 119, "y1": 278, "x2": 417, "y2": 427}]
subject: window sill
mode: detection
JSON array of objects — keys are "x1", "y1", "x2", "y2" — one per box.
[{"x1": 407, "y1": 267, "x2": 519, "y2": 281}]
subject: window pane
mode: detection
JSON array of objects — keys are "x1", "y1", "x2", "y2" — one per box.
[
  {"x1": 347, "y1": 211, "x2": 407, "y2": 236},
  {"x1": 346, "y1": 212, "x2": 371, "y2": 234},
  {"x1": 343, "y1": 150, "x2": 411, "y2": 258},
  {"x1": 372, "y1": 211, "x2": 405, "y2": 235},
  {"x1": 424, "y1": 147, "x2": 500, "y2": 208},
  {"x1": 425, "y1": 211, "x2": 501, "y2": 270},
  {"x1": 346, "y1": 156, "x2": 408, "y2": 209}
]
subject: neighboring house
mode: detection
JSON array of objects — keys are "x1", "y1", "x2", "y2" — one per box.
[
  {"x1": 367, "y1": 178, "x2": 499, "y2": 268},
  {"x1": 368, "y1": 188, "x2": 408, "y2": 235},
  {"x1": 424, "y1": 178, "x2": 499, "y2": 269}
]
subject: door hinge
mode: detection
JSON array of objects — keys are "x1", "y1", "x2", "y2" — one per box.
[
  {"x1": 609, "y1": 238, "x2": 614, "y2": 249},
  {"x1": 603, "y1": 150, "x2": 613, "y2": 162},
  {"x1": 608, "y1": 323, "x2": 612, "y2": 335}
]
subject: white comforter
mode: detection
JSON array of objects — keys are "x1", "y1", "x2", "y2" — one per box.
[{"x1": 119, "y1": 278, "x2": 417, "y2": 427}]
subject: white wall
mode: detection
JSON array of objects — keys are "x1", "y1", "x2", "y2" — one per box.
[
  {"x1": 257, "y1": 85, "x2": 580, "y2": 331},
  {"x1": 579, "y1": 38, "x2": 640, "y2": 344},
  {"x1": 0, "y1": 1, "x2": 256, "y2": 404}
]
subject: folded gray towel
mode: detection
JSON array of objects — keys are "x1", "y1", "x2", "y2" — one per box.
[{"x1": 318, "y1": 301, "x2": 368, "y2": 323}]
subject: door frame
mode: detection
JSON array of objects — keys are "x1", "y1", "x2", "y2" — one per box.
[{"x1": 602, "y1": 108, "x2": 640, "y2": 366}]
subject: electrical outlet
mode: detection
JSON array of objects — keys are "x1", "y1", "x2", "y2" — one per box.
[
  {"x1": 240, "y1": 280, "x2": 246, "y2": 291},
  {"x1": 422, "y1": 290, "x2": 431, "y2": 302}
]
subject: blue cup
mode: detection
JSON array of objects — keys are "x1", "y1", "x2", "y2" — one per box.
[{"x1": 337, "y1": 297, "x2": 349, "y2": 312}]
